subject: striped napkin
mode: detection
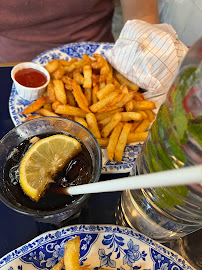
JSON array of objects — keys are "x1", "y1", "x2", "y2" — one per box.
[{"x1": 106, "y1": 20, "x2": 188, "y2": 100}]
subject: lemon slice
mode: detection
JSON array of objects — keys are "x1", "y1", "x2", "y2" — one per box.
[{"x1": 19, "y1": 134, "x2": 82, "y2": 202}]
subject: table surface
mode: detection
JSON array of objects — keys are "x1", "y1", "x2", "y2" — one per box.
[
  {"x1": 1, "y1": 66, "x2": 201, "y2": 270},
  {"x1": 0, "y1": 65, "x2": 128, "y2": 258}
]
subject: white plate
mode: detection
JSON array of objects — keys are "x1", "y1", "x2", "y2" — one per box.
[
  {"x1": 0, "y1": 224, "x2": 195, "y2": 270},
  {"x1": 9, "y1": 42, "x2": 142, "y2": 174}
]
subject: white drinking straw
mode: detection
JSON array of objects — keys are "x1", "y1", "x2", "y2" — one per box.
[{"x1": 66, "y1": 165, "x2": 202, "y2": 195}]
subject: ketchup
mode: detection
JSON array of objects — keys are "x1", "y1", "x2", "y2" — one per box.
[{"x1": 15, "y1": 68, "x2": 47, "y2": 88}]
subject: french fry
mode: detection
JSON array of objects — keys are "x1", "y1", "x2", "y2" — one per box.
[
  {"x1": 99, "y1": 91, "x2": 134, "y2": 113},
  {"x1": 64, "y1": 58, "x2": 84, "y2": 73},
  {"x1": 99, "y1": 82, "x2": 105, "y2": 90},
  {"x1": 107, "y1": 122, "x2": 123, "y2": 161},
  {"x1": 55, "y1": 104, "x2": 86, "y2": 118},
  {"x1": 92, "y1": 74, "x2": 100, "y2": 84},
  {"x1": 47, "y1": 81, "x2": 56, "y2": 103},
  {"x1": 98, "y1": 116, "x2": 112, "y2": 129},
  {"x1": 108, "y1": 93, "x2": 125, "y2": 107},
  {"x1": 92, "y1": 54, "x2": 110, "y2": 82},
  {"x1": 95, "y1": 108, "x2": 123, "y2": 121},
  {"x1": 43, "y1": 90, "x2": 48, "y2": 98},
  {"x1": 73, "y1": 70, "x2": 84, "y2": 85},
  {"x1": 139, "y1": 111, "x2": 148, "y2": 119},
  {"x1": 61, "y1": 114, "x2": 74, "y2": 120},
  {"x1": 37, "y1": 108, "x2": 59, "y2": 117},
  {"x1": 52, "y1": 100, "x2": 61, "y2": 111},
  {"x1": 86, "y1": 113, "x2": 101, "y2": 138},
  {"x1": 83, "y1": 54, "x2": 93, "y2": 65},
  {"x1": 63, "y1": 77, "x2": 73, "y2": 91},
  {"x1": 91, "y1": 53, "x2": 107, "y2": 69},
  {"x1": 133, "y1": 92, "x2": 144, "y2": 101},
  {"x1": 111, "y1": 77, "x2": 121, "y2": 88},
  {"x1": 114, "y1": 123, "x2": 132, "y2": 162},
  {"x1": 51, "y1": 237, "x2": 110, "y2": 270},
  {"x1": 60, "y1": 59, "x2": 72, "y2": 66},
  {"x1": 74, "y1": 116, "x2": 88, "y2": 128},
  {"x1": 96, "y1": 84, "x2": 115, "y2": 100},
  {"x1": 64, "y1": 54, "x2": 90, "y2": 73},
  {"x1": 83, "y1": 65, "x2": 92, "y2": 88},
  {"x1": 66, "y1": 91, "x2": 77, "y2": 107},
  {"x1": 84, "y1": 88, "x2": 92, "y2": 106},
  {"x1": 101, "y1": 112, "x2": 122, "y2": 138},
  {"x1": 51, "y1": 257, "x2": 64, "y2": 270},
  {"x1": 43, "y1": 103, "x2": 53, "y2": 112},
  {"x1": 65, "y1": 83, "x2": 73, "y2": 91},
  {"x1": 25, "y1": 114, "x2": 43, "y2": 121},
  {"x1": 53, "y1": 237, "x2": 111, "y2": 270},
  {"x1": 145, "y1": 110, "x2": 155, "y2": 122},
  {"x1": 53, "y1": 79, "x2": 67, "y2": 105},
  {"x1": 90, "y1": 91, "x2": 119, "y2": 113},
  {"x1": 120, "y1": 112, "x2": 143, "y2": 122},
  {"x1": 62, "y1": 75, "x2": 73, "y2": 86},
  {"x1": 106, "y1": 64, "x2": 113, "y2": 84},
  {"x1": 64, "y1": 236, "x2": 80, "y2": 270},
  {"x1": 100, "y1": 63, "x2": 110, "y2": 82},
  {"x1": 92, "y1": 84, "x2": 99, "y2": 104},
  {"x1": 130, "y1": 100, "x2": 156, "y2": 111},
  {"x1": 114, "y1": 70, "x2": 139, "y2": 91},
  {"x1": 62, "y1": 58, "x2": 78, "y2": 68},
  {"x1": 127, "y1": 131, "x2": 149, "y2": 143},
  {"x1": 130, "y1": 121, "x2": 142, "y2": 132},
  {"x1": 135, "y1": 119, "x2": 151, "y2": 132},
  {"x1": 51, "y1": 64, "x2": 64, "y2": 80},
  {"x1": 46, "y1": 59, "x2": 59, "y2": 73},
  {"x1": 22, "y1": 96, "x2": 46, "y2": 114},
  {"x1": 115, "y1": 91, "x2": 135, "y2": 108},
  {"x1": 97, "y1": 138, "x2": 109, "y2": 148},
  {"x1": 125, "y1": 100, "x2": 134, "y2": 112},
  {"x1": 120, "y1": 84, "x2": 129, "y2": 94},
  {"x1": 72, "y1": 80, "x2": 90, "y2": 112}
]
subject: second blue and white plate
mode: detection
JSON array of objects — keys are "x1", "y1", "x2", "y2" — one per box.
[{"x1": 0, "y1": 224, "x2": 195, "y2": 270}]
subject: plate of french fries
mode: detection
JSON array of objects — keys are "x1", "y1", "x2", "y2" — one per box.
[
  {"x1": 9, "y1": 42, "x2": 157, "y2": 174},
  {"x1": 0, "y1": 224, "x2": 194, "y2": 270}
]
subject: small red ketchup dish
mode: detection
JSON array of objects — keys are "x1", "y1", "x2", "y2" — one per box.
[{"x1": 11, "y1": 62, "x2": 50, "y2": 101}]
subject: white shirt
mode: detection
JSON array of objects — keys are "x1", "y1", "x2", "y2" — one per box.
[{"x1": 158, "y1": 0, "x2": 202, "y2": 46}]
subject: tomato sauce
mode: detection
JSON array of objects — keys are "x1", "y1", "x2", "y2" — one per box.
[{"x1": 15, "y1": 68, "x2": 47, "y2": 88}]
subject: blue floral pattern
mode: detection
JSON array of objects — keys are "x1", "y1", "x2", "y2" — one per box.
[
  {"x1": 0, "y1": 225, "x2": 194, "y2": 270},
  {"x1": 19, "y1": 233, "x2": 97, "y2": 269},
  {"x1": 101, "y1": 144, "x2": 142, "y2": 173},
  {"x1": 8, "y1": 42, "x2": 143, "y2": 174},
  {"x1": 99, "y1": 234, "x2": 147, "y2": 269}
]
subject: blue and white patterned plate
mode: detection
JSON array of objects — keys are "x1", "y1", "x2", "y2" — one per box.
[
  {"x1": 8, "y1": 42, "x2": 142, "y2": 174},
  {"x1": 0, "y1": 224, "x2": 194, "y2": 270}
]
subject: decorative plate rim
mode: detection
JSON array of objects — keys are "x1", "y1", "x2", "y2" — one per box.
[{"x1": 33, "y1": 41, "x2": 114, "y2": 62}]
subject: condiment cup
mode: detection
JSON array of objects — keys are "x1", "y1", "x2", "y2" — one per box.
[{"x1": 11, "y1": 62, "x2": 50, "y2": 101}]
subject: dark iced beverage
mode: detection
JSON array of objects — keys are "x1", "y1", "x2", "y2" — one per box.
[
  {"x1": 0, "y1": 117, "x2": 102, "y2": 224},
  {"x1": 4, "y1": 132, "x2": 93, "y2": 211}
]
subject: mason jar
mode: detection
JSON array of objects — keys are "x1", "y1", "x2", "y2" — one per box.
[{"x1": 120, "y1": 38, "x2": 202, "y2": 242}]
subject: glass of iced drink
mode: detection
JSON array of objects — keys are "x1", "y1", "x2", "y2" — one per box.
[
  {"x1": 0, "y1": 117, "x2": 102, "y2": 225},
  {"x1": 119, "y1": 38, "x2": 202, "y2": 242}
]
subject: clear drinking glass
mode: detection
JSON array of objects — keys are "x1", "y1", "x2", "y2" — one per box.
[
  {"x1": 0, "y1": 117, "x2": 102, "y2": 225},
  {"x1": 119, "y1": 38, "x2": 202, "y2": 242}
]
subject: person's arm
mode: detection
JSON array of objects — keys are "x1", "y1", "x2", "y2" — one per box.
[{"x1": 120, "y1": 0, "x2": 159, "y2": 24}]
